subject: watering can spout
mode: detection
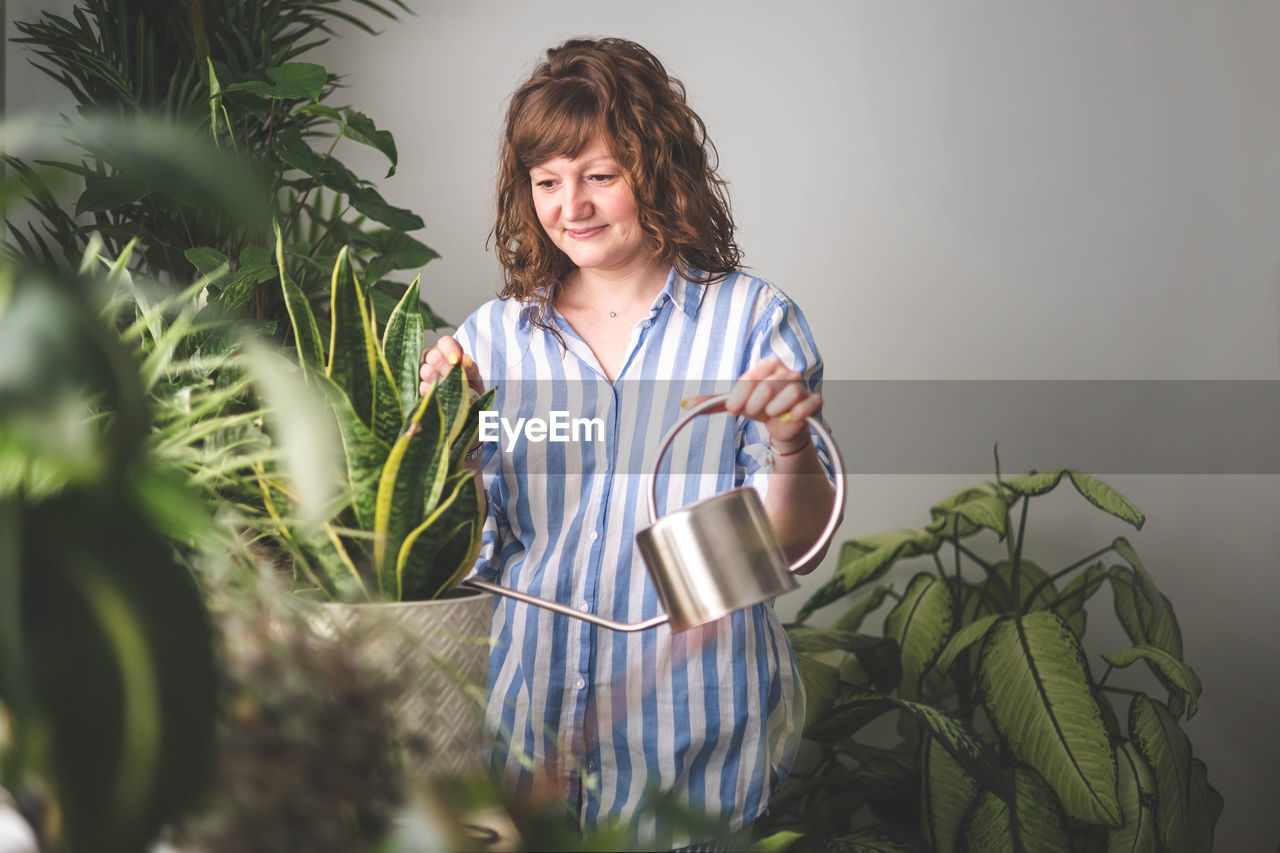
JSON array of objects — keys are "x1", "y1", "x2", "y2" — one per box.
[{"x1": 462, "y1": 393, "x2": 845, "y2": 633}]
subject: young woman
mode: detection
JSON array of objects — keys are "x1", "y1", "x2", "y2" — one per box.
[{"x1": 419, "y1": 37, "x2": 837, "y2": 848}]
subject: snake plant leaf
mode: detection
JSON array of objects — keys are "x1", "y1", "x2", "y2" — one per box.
[
  {"x1": 828, "y1": 824, "x2": 932, "y2": 852},
  {"x1": 921, "y1": 736, "x2": 978, "y2": 853},
  {"x1": 885, "y1": 572, "x2": 954, "y2": 699},
  {"x1": 371, "y1": 339, "x2": 402, "y2": 448},
  {"x1": 397, "y1": 470, "x2": 484, "y2": 600},
  {"x1": 311, "y1": 373, "x2": 390, "y2": 530},
  {"x1": 977, "y1": 612, "x2": 1121, "y2": 826},
  {"x1": 433, "y1": 362, "x2": 472, "y2": 446},
  {"x1": 1053, "y1": 562, "x2": 1107, "y2": 638},
  {"x1": 381, "y1": 274, "x2": 426, "y2": 417},
  {"x1": 253, "y1": 468, "x2": 369, "y2": 601},
  {"x1": 797, "y1": 528, "x2": 941, "y2": 621},
  {"x1": 450, "y1": 387, "x2": 497, "y2": 471},
  {"x1": 1000, "y1": 469, "x2": 1066, "y2": 497},
  {"x1": 831, "y1": 584, "x2": 892, "y2": 633},
  {"x1": 373, "y1": 391, "x2": 446, "y2": 593},
  {"x1": 1108, "y1": 742, "x2": 1158, "y2": 853},
  {"x1": 275, "y1": 225, "x2": 323, "y2": 375},
  {"x1": 326, "y1": 246, "x2": 377, "y2": 430},
  {"x1": 928, "y1": 482, "x2": 1010, "y2": 539},
  {"x1": 1112, "y1": 539, "x2": 1182, "y2": 658},
  {"x1": 935, "y1": 614, "x2": 1000, "y2": 674},
  {"x1": 959, "y1": 766, "x2": 1070, "y2": 853},
  {"x1": 1128, "y1": 694, "x2": 1193, "y2": 851},
  {"x1": 1067, "y1": 472, "x2": 1145, "y2": 529},
  {"x1": 984, "y1": 559, "x2": 1055, "y2": 612},
  {"x1": 1184, "y1": 758, "x2": 1222, "y2": 853},
  {"x1": 1104, "y1": 645, "x2": 1202, "y2": 719}
]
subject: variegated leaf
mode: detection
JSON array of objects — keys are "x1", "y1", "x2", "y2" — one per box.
[{"x1": 978, "y1": 612, "x2": 1120, "y2": 826}]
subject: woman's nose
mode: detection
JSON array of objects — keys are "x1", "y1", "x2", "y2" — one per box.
[{"x1": 563, "y1": 183, "x2": 592, "y2": 221}]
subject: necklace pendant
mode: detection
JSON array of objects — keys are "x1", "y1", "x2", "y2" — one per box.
[{"x1": 609, "y1": 311, "x2": 617, "y2": 318}]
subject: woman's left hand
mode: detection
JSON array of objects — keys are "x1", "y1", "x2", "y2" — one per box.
[{"x1": 724, "y1": 357, "x2": 822, "y2": 452}]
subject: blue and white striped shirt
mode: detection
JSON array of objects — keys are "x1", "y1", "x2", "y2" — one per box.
[{"x1": 456, "y1": 267, "x2": 830, "y2": 847}]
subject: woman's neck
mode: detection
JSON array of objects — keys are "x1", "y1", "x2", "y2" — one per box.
[{"x1": 558, "y1": 258, "x2": 671, "y2": 315}]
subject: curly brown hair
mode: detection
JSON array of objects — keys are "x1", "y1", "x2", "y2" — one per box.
[{"x1": 492, "y1": 37, "x2": 742, "y2": 327}]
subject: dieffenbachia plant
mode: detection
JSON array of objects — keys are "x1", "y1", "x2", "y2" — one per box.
[
  {"x1": 260, "y1": 226, "x2": 493, "y2": 602},
  {"x1": 760, "y1": 461, "x2": 1222, "y2": 852}
]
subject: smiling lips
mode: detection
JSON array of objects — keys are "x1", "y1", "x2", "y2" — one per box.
[{"x1": 565, "y1": 225, "x2": 606, "y2": 239}]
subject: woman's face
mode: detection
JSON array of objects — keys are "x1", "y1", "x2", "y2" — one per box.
[{"x1": 529, "y1": 135, "x2": 650, "y2": 278}]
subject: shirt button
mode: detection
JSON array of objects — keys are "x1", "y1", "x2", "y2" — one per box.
[
  {"x1": 575, "y1": 676, "x2": 587, "y2": 690},
  {"x1": 642, "y1": 320, "x2": 651, "y2": 328},
  {"x1": 589, "y1": 530, "x2": 599, "y2": 541},
  {"x1": 587, "y1": 761, "x2": 598, "y2": 773}
]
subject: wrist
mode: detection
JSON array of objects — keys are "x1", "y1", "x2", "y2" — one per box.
[{"x1": 770, "y1": 433, "x2": 812, "y2": 458}]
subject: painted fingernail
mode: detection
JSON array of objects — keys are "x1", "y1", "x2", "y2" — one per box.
[
  {"x1": 679, "y1": 398, "x2": 689, "y2": 409},
  {"x1": 779, "y1": 412, "x2": 793, "y2": 423},
  {"x1": 448, "y1": 353, "x2": 459, "y2": 366},
  {"x1": 463, "y1": 355, "x2": 473, "y2": 369}
]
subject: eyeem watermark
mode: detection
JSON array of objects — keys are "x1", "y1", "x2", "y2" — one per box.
[{"x1": 479, "y1": 410, "x2": 606, "y2": 452}]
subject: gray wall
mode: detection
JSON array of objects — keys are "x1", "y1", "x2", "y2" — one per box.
[{"x1": 7, "y1": 1, "x2": 1278, "y2": 848}]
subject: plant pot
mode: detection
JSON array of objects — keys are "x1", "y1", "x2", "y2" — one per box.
[{"x1": 313, "y1": 589, "x2": 494, "y2": 785}]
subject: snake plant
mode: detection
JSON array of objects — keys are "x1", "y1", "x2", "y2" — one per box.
[
  {"x1": 261, "y1": 228, "x2": 492, "y2": 602},
  {"x1": 762, "y1": 460, "x2": 1222, "y2": 852}
]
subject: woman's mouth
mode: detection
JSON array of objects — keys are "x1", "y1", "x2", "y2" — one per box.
[{"x1": 566, "y1": 226, "x2": 606, "y2": 239}]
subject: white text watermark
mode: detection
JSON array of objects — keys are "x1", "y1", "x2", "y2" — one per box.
[{"x1": 479, "y1": 410, "x2": 606, "y2": 452}]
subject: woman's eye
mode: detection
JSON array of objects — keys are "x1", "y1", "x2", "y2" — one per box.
[
  {"x1": 534, "y1": 179, "x2": 557, "y2": 190},
  {"x1": 588, "y1": 174, "x2": 614, "y2": 184}
]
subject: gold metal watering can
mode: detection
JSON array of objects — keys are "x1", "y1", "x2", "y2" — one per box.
[{"x1": 463, "y1": 394, "x2": 845, "y2": 633}]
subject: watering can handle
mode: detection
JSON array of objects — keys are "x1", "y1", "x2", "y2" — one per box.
[{"x1": 645, "y1": 393, "x2": 846, "y2": 575}]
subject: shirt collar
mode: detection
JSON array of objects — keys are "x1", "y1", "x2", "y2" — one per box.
[
  {"x1": 664, "y1": 266, "x2": 706, "y2": 319},
  {"x1": 515, "y1": 266, "x2": 709, "y2": 330}
]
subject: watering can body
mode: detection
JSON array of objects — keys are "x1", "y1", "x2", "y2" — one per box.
[{"x1": 464, "y1": 394, "x2": 844, "y2": 633}]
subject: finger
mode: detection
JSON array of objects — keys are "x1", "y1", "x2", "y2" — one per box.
[
  {"x1": 724, "y1": 377, "x2": 759, "y2": 415},
  {"x1": 763, "y1": 383, "x2": 808, "y2": 419}
]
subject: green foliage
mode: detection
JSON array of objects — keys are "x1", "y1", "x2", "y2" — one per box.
[
  {"x1": 0, "y1": 237, "x2": 221, "y2": 852},
  {"x1": 763, "y1": 461, "x2": 1222, "y2": 852},
  {"x1": 6, "y1": 0, "x2": 444, "y2": 342},
  {"x1": 263, "y1": 240, "x2": 492, "y2": 602}
]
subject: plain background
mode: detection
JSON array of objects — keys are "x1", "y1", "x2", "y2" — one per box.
[{"x1": 6, "y1": 1, "x2": 1279, "y2": 848}]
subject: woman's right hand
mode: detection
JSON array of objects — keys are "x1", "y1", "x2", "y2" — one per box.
[{"x1": 419, "y1": 335, "x2": 484, "y2": 397}]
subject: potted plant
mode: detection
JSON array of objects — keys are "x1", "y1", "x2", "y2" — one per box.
[
  {"x1": 759, "y1": 460, "x2": 1223, "y2": 852},
  {"x1": 7, "y1": 0, "x2": 444, "y2": 338},
  {"x1": 255, "y1": 231, "x2": 495, "y2": 781}
]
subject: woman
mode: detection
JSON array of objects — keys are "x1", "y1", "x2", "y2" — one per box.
[{"x1": 419, "y1": 37, "x2": 837, "y2": 848}]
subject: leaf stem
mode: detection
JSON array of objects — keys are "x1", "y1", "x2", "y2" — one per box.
[{"x1": 1023, "y1": 545, "x2": 1116, "y2": 610}]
